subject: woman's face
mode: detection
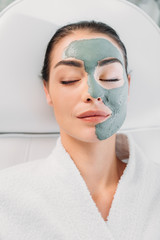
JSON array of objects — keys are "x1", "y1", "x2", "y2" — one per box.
[{"x1": 43, "y1": 31, "x2": 130, "y2": 142}]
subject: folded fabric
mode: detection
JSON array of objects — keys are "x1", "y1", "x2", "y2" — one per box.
[{"x1": 0, "y1": 133, "x2": 160, "y2": 240}]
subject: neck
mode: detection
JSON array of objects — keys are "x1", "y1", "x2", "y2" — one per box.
[{"x1": 60, "y1": 131, "x2": 126, "y2": 197}]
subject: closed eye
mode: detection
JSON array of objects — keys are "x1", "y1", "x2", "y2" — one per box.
[
  {"x1": 99, "y1": 78, "x2": 121, "y2": 82},
  {"x1": 61, "y1": 80, "x2": 80, "y2": 84}
]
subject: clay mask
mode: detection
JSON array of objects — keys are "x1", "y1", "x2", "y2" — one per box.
[{"x1": 63, "y1": 38, "x2": 128, "y2": 140}]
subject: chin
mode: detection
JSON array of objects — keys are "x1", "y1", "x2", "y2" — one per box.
[
  {"x1": 79, "y1": 136, "x2": 100, "y2": 143},
  {"x1": 67, "y1": 130, "x2": 103, "y2": 143},
  {"x1": 60, "y1": 125, "x2": 107, "y2": 143}
]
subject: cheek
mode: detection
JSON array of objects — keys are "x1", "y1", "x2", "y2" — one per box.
[
  {"x1": 54, "y1": 80, "x2": 84, "y2": 102},
  {"x1": 50, "y1": 86, "x2": 78, "y2": 118},
  {"x1": 102, "y1": 87, "x2": 128, "y2": 111}
]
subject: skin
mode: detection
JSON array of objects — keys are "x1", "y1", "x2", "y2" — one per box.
[{"x1": 43, "y1": 30, "x2": 131, "y2": 221}]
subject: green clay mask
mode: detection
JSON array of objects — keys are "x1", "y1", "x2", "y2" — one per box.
[{"x1": 63, "y1": 38, "x2": 128, "y2": 140}]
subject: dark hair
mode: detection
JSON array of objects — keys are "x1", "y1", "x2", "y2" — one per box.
[{"x1": 41, "y1": 20, "x2": 128, "y2": 82}]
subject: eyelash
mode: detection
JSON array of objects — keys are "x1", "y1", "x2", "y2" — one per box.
[
  {"x1": 99, "y1": 78, "x2": 120, "y2": 82},
  {"x1": 60, "y1": 78, "x2": 120, "y2": 85},
  {"x1": 61, "y1": 80, "x2": 80, "y2": 84}
]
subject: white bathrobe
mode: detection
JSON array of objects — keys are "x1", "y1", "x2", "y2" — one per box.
[{"x1": 0, "y1": 133, "x2": 160, "y2": 240}]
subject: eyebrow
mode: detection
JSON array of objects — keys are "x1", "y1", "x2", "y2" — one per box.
[
  {"x1": 98, "y1": 58, "x2": 122, "y2": 67},
  {"x1": 54, "y1": 60, "x2": 83, "y2": 69}
]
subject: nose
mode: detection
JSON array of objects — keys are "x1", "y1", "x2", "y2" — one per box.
[
  {"x1": 82, "y1": 82, "x2": 103, "y2": 103},
  {"x1": 85, "y1": 97, "x2": 102, "y2": 103},
  {"x1": 87, "y1": 75, "x2": 105, "y2": 100}
]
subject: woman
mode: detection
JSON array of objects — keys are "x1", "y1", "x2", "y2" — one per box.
[
  {"x1": 0, "y1": 20, "x2": 160, "y2": 240},
  {"x1": 42, "y1": 20, "x2": 130, "y2": 221}
]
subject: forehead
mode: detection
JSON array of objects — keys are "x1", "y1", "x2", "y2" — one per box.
[
  {"x1": 63, "y1": 38, "x2": 124, "y2": 69},
  {"x1": 50, "y1": 32, "x2": 123, "y2": 67}
]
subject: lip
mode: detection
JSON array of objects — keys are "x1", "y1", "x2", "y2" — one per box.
[{"x1": 77, "y1": 110, "x2": 111, "y2": 123}]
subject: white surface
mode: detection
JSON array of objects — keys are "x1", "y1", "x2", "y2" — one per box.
[{"x1": 0, "y1": 134, "x2": 59, "y2": 169}]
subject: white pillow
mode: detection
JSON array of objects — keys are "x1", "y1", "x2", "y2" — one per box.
[{"x1": 0, "y1": 0, "x2": 160, "y2": 133}]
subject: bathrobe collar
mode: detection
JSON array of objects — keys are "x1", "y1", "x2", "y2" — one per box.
[{"x1": 48, "y1": 133, "x2": 149, "y2": 240}]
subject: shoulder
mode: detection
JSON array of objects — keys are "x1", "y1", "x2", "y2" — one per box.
[
  {"x1": 120, "y1": 132, "x2": 160, "y2": 185},
  {"x1": 148, "y1": 160, "x2": 160, "y2": 182},
  {"x1": 0, "y1": 148, "x2": 58, "y2": 193},
  {"x1": 0, "y1": 137, "x2": 71, "y2": 195}
]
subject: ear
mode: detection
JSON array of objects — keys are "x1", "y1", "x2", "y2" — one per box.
[
  {"x1": 127, "y1": 74, "x2": 131, "y2": 102},
  {"x1": 43, "y1": 80, "x2": 53, "y2": 106}
]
